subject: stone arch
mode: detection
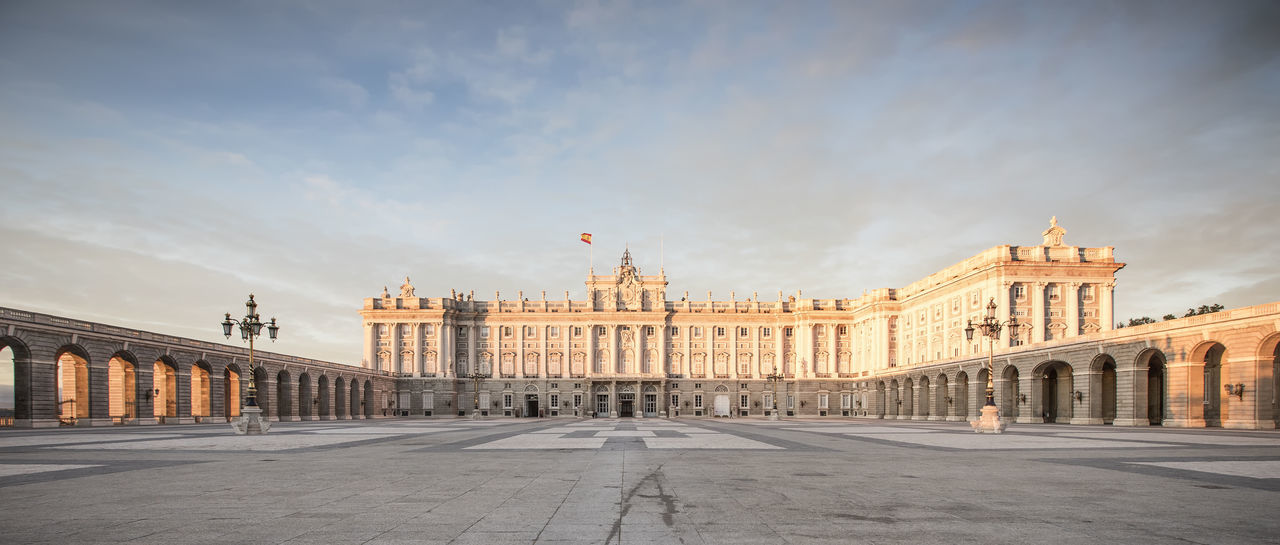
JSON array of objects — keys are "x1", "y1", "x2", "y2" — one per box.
[
  {"x1": 1033, "y1": 360, "x2": 1074, "y2": 424},
  {"x1": 223, "y1": 363, "x2": 241, "y2": 422},
  {"x1": 916, "y1": 375, "x2": 930, "y2": 418},
  {"x1": 595, "y1": 350, "x2": 609, "y2": 374},
  {"x1": 334, "y1": 376, "x2": 347, "y2": 419},
  {"x1": 1260, "y1": 333, "x2": 1280, "y2": 428},
  {"x1": 109, "y1": 350, "x2": 142, "y2": 424},
  {"x1": 875, "y1": 381, "x2": 886, "y2": 418},
  {"x1": 275, "y1": 369, "x2": 293, "y2": 421},
  {"x1": 1000, "y1": 364, "x2": 1020, "y2": 421},
  {"x1": 714, "y1": 384, "x2": 729, "y2": 393},
  {"x1": 1133, "y1": 348, "x2": 1167, "y2": 426},
  {"x1": 251, "y1": 366, "x2": 271, "y2": 415},
  {"x1": 1089, "y1": 354, "x2": 1117, "y2": 425},
  {"x1": 888, "y1": 379, "x2": 900, "y2": 417},
  {"x1": 935, "y1": 373, "x2": 950, "y2": 420},
  {"x1": 191, "y1": 361, "x2": 212, "y2": 422},
  {"x1": 317, "y1": 374, "x2": 331, "y2": 419},
  {"x1": 364, "y1": 380, "x2": 375, "y2": 418},
  {"x1": 524, "y1": 384, "x2": 539, "y2": 392},
  {"x1": 55, "y1": 344, "x2": 92, "y2": 425},
  {"x1": 1189, "y1": 341, "x2": 1228, "y2": 427},
  {"x1": 955, "y1": 371, "x2": 969, "y2": 420},
  {"x1": 298, "y1": 372, "x2": 313, "y2": 421},
  {"x1": 152, "y1": 355, "x2": 179, "y2": 422},
  {"x1": 0, "y1": 336, "x2": 34, "y2": 425},
  {"x1": 901, "y1": 377, "x2": 914, "y2": 418},
  {"x1": 349, "y1": 377, "x2": 361, "y2": 419}
]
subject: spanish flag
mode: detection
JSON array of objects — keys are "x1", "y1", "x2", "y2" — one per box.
[{"x1": 580, "y1": 233, "x2": 592, "y2": 244}]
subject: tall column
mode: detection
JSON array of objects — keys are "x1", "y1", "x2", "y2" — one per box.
[
  {"x1": 1032, "y1": 282, "x2": 1047, "y2": 344},
  {"x1": 637, "y1": 324, "x2": 646, "y2": 375},
  {"x1": 390, "y1": 324, "x2": 401, "y2": 374},
  {"x1": 414, "y1": 323, "x2": 424, "y2": 376},
  {"x1": 660, "y1": 323, "x2": 670, "y2": 376},
  {"x1": 466, "y1": 324, "x2": 477, "y2": 376},
  {"x1": 610, "y1": 325, "x2": 619, "y2": 376},
  {"x1": 516, "y1": 325, "x2": 525, "y2": 379},
  {"x1": 753, "y1": 327, "x2": 762, "y2": 378},
  {"x1": 730, "y1": 326, "x2": 739, "y2": 380},
  {"x1": 586, "y1": 324, "x2": 595, "y2": 377},
  {"x1": 998, "y1": 281, "x2": 1012, "y2": 347},
  {"x1": 541, "y1": 325, "x2": 549, "y2": 379},
  {"x1": 1066, "y1": 282, "x2": 1081, "y2": 338},
  {"x1": 829, "y1": 322, "x2": 837, "y2": 374},
  {"x1": 705, "y1": 325, "x2": 714, "y2": 378},
  {"x1": 684, "y1": 325, "x2": 692, "y2": 376},
  {"x1": 1101, "y1": 281, "x2": 1116, "y2": 331},
  {"x1": 363, "y1": 322, "x2": 376, "y2": 370},
  {"x1": 444, "y1": 322, "x2": 456, "y2": 377}
]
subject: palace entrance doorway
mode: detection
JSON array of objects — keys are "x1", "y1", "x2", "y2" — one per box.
[
  {"x1": 619, "y1": 393, "x2": 635, "y2": 417},
  {"x1": 525, "y1": 394, "x2": 539, "y2": 418}
]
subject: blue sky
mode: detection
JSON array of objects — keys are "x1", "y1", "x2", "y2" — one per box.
[{"x1": 1, "y1": 0, "x2": 1277, "y2": 369}]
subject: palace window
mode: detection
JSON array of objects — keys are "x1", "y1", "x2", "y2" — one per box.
[
  {"x1": 670, "y1": 326, "x2": 679, "y2": 337},
  {"x1": 573, "y1": 394, "x2": 582, "y2": 407},
  {"x1": 693, "y1": 327, "x2": 703, "y2": 338},
  {"x1": 573, "y1": 326, "x2": 582, "y2": 337},
  {"x1": 739, "y1": 327, "x2": 748, "y2": 337},
  {"x1": 838, "y1": 325, "x2": 848, "y2": 336},
  {"x1": 694, "y1": 395, "x2": 703, "y2": 408},
  {"x1": 740, "y1": 383, "x2": 748, "y2": 390},
  {"x1": 621, "y1": 325, "x2": 630, "y2": 332},
  {"x1": 1013, "y1": 284, "x2": 1026, "y2": 299},
  {"x1": 671, "y1": 394, "x2": 679, "y2": 407},
  {"x1": 379, "y1": 324, "x2": 389, "y2": 336},
  {"x1": 598, "y1": 326, "x2": 607, "y2": 337},
  {"x1": 503, "y1": 394, "x2": 513, "y2": 409},
  {"x1": 425, "y1": 324, "x2": 434, "y2": 336},
  {"x1": 646, "y1": 326, "x2": 655, "y2": 336},
  {"x1": 784, "y1": 327, "x2": 793, "y2": 337},
  {"x1": 550, "y1": 327, "x2": 559, "y2": 338},
  {"x1": 841, "y1": 394, "x2": 851, "y2": 409},
  {"x1": 458, "y1": 326, "x2": 467, "y2": 337},
  {"x1": 740, "y1": 394, "x2": 749, "y2": 408},
  {"x1": 551, "y1": 383, "x2": 558, "y2": 389},
  {"x1": 671, "y1": 383, "x2": 679, "y2": 389},
  {"x1": 762, "y1": 327, "x2": 772, "y2": 338},
  {"x1": 694, "y1": 383, "x2": 702, "y2": 389},
  {"x1": 818, "y1": 394, "x2": 829, "y2": 409},
  {"x1": 764, "y1": 393, "x2": 773, "y2": 408},
  {"x1": 504, "y1": 326, "x2": 513, "y2": 337},
  {"x1": 549, "y1": 394, "x2": 559, "y2": 408},
  {"x1": 716, "y1": 327, "x2": 726, "y2": 337},
  {"x1": 1048, "y1": 285, "x2": 1059, "y2": 301},
  {"x1": 1082, "y1": 284, "x2": 1095, "y2": 301},
  {"x1": 480, "y1": 327, "x2": 489, "y2": 339},
  {"x1": 524, "y1": 326, "x2": 535, "y2": 337},
  {"x1": 787, "y1": 395, "x2": 795, "y2": 409}
]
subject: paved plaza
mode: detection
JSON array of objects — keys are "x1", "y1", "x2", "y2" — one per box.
[{"x1": 0, "y1": 418, "x2": 1278, "y2": 544}]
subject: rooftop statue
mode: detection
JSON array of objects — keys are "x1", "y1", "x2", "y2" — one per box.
[{"x1": 1042, "y1": 216, "x2": 1067, "y2": 246}]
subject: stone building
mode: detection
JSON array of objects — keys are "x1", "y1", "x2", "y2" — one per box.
[{"x1": 364, "y1": 219, "x2": 1277, "y2": 426}]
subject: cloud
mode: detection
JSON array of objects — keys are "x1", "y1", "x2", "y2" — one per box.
[
  {"x1": 387, "y1": 72, "x2": 434, "y2": 111},
  {"x1": 317, "y1": 76, "x2": 369, "y2": 108}
]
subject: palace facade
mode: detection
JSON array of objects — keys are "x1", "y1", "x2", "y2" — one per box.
[{"x1": 365, "y1": 219, "x2": 1276, "y2": 425}]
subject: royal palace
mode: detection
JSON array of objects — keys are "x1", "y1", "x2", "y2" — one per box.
[{"x1": 360, "y1": 219, "x2": 1280, "y2": 429}]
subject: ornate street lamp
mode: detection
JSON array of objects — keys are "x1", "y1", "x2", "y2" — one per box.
[
  {"x1": 222, "y1": 294, "x2": 279, "y2": 435},
  {"x1": 463, "y1": 371, "x2": 487, "y2": 420},
  {"x1": 965, "y1": 298, "x2": 1018, "y2": 433},
  {"x1": 765, "y1": 364, "x2": 785, "y2": 421}
]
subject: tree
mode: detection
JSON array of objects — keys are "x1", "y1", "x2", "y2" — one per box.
[
  {"x1": 1184, "y1": 304, "x2": 1225, "y2": 317},
  {"x1": 1162, "y1": 314, "x2": 1177, "y2": 321}
]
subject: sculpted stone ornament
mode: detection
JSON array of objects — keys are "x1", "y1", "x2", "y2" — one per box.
[
  {"x1": 1042, "y1": 216, "x2": 1067, "y2": 246},
  {"x1": 400, "y1": 276, "x2": 415, "y2": 298}
]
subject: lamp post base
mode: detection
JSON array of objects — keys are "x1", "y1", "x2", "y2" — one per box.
[
  {"x1": 970, "y1": 404, "x2": 1006, "y2": 434},
  {"x1": 768, "y1": 411, "x2": 780, "y2": 421},
  {"x1": 230, "y1": 406, "x2": 271, "y2": 435}
]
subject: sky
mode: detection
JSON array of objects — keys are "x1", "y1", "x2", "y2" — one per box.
[{"x1": 1, "y1": 0, "x2": 1277, "y2": 373}]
